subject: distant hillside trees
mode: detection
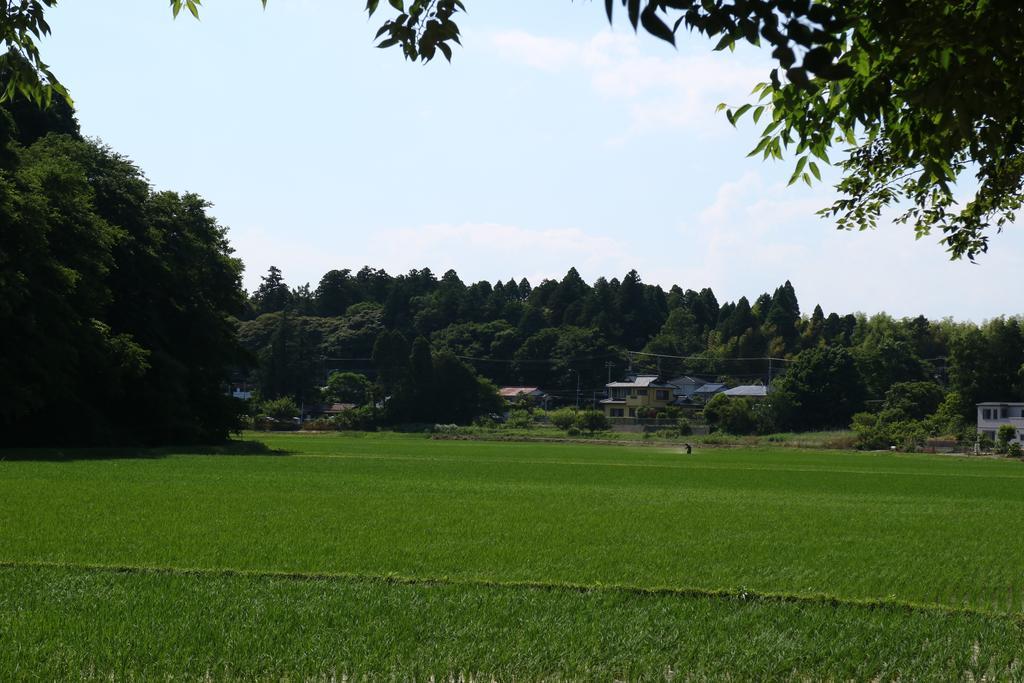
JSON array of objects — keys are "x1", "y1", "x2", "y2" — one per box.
[{"x1": 236, "y1": 263, "x2": 1024, "y2": 432}]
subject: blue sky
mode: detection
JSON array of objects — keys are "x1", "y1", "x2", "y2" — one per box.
[{"x1": 41, "y1": 0, "x2": 1024, "y2": 321}]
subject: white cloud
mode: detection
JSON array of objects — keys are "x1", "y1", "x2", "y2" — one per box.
[
  {"x1": 489, "y1": 29, "x2": 768, "y2": 136},
  {"x1": 644, "y1": 170, "x2": 1024, "y2": 321}
]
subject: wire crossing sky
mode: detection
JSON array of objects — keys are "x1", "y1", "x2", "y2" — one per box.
[{"x1": 40, "y1": 0, "x2": 1024, "y2": 321}]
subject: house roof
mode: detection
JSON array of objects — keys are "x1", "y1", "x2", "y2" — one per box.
[
  {"x1": 977, "y1": 401, "x2": 1024, "y2": 406},
  {"x1": 606, "y1": 375, "x2": 675, "y2": 389},
  {"x1": 693, "y1": 383, "x2": 726, "y2": 394},
  {"x1": 599, "y1": 398, "x2": 626, "y2": 404},
  {"x1": 499, "y1": 386, "x2": 544, "y2": 397},
  {"x1": 322, "y1": 403, "x2": 356, "y2": 413},
  {"x1": 723, "y1": 385, "x2": 769, "y2": 397},
  {"x1": 667, "y1": 375, "x2": 713, "y2": 386}
]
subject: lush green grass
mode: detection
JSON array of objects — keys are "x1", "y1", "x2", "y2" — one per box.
[
  {"x1": 2, "y1": 564, "x2": 1022, "y2": 681},
  {"x1": 2, "y1": 433, "x2": 1024, "y2": 678}
]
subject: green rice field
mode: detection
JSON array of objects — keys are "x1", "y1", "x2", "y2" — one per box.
[{"x1": 2, "y1": 433, "x2": 1023, "y2": 679}]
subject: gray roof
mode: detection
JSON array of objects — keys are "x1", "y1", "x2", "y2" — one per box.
[
  {"x1": 693, "y1": 383, "x2": 726, "y2": 394},
  {"x1": 667, "y1": 375, "x2": 713, "y2": 386},
  {"x1": 977, "y1": 401, "x2": 1024, "y2": 406},
  {"x1": 723, "y1": 385, "x2": 769, "y2": 397},
  {"x1": 606, "y1": 375, "x2": 674, "y2": 389}
]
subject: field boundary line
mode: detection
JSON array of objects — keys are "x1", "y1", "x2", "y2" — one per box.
[{"x1": 2, "y1": 559, "x2": 1020, "y2": 624}]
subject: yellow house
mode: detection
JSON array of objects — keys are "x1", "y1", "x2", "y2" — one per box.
[{"x1": 600, "y1": 375, "x2": 675, "y2": 418}]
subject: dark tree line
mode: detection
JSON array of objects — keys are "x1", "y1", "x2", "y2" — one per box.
[
  {"x1": 0, "y1": 94, "x2": 248, "y2": 445},
  {"x1": 239, "y1": 264, "x2": 1024, "y2": 430}
]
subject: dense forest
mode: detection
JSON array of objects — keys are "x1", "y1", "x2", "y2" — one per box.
[
  {"x1": 238, "y1": 264, "x2": 1024, "y2": 434},
  {"x1": 0, "y1": 91, "x2": 247, "y2": 445}
]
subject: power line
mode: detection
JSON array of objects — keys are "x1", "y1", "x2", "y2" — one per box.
[{"x1": 627, "y1": 350, "x2": 793, "y2": 363}]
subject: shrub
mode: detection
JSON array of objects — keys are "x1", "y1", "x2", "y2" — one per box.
[
  {"x1": 676, "y1": 417, "x2": 693, "y2": 436},
  {"x1": 506, "y1": 409, "x2": 533, "y2": 429},
  {"x1": 977, "y1": 431, "x2": 995, "y2": 453},
  {"x1": 851, "y1": 411, "x2": 932, "y2": 452},
  {"x1": 1008, "y1": 442, "x2": 1023, "y2": 458},
  {"x1": 703, "y1": 394, "x2": 756, "y2": 435},
  {"x1": 576, "y1": 410, "x2": 609, "y2": 434},
  {"x1": 566, "y1": 427, "x2": 582, "y2": 437},
  {"x1": 333, "y1": 406, "x2": 379, "y2": 431},
  {"x1": 549, "y1": 408, "x2": 579, "y2": 431},
  {"x1": 432, "y1": 423, "x2": 461, "y2": 434},
  {"x1": 995, "y1": 424, "x2": 1016, "y2": 454},
  {"x1": 261, "y1": 396, "x2": 299, "y2": 421}
]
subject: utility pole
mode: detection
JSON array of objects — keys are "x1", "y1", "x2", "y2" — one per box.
[{"x1": 605, "y1": 361, "x2": 614, "y2": 384}]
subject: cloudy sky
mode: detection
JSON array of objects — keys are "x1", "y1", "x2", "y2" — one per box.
[{"x1": 42, "y1": 0, "x2": 1023, "y2": 321}]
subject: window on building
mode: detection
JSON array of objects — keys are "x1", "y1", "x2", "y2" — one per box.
[
  {"x1": 629, "y1": 408, "x2": 636, "y2": 417},
  {"x1": 656, "y1": 390, "x2": 669, "y2": 400},
  {"x1": 982, "y1": 409, "x2": 991, "y2": 420},
  {"x1": 1001, "y1": 407, "x2": 1009, "y2": 418},
  {"x1": 637, "y1": 389, "x2": 648, "y2": 396},
  {"x1": 611, "y1": 408, "x2": 624, "y2": 418}
]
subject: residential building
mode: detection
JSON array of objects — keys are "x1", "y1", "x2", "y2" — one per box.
[
  {"x1": 498, "y1": 386, "x2": 550, "y2": 410},
  {"x1": 691, "y1": 383, "x2": 727, "y2": 402},
  {"x1": 666, "y1": 375, "x2": 714, "y2": 402},
  {"x1": 722, "y1": 385, "x2": 769, "y2": 398},
  {"x1": 976, "y1": 402, "x2": 1024, "y2": 443},
  {"x1": 600, "y1": 374, "x2": 676, "y2": 418}
]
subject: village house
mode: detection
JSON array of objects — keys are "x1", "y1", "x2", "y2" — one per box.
[
  {"x1": 498, "y1": 386, "x2": 550, "y2": 410},
  {"x1": 976, "y1": 402, "x2": 1024, "y2": 443},
  {"x1": 600, "y1": 375, "x2": 676, "y2": 418},
  {"x1": 665, "y1": 375, "x2": 713, "y2": 404},
  {"x1": 722, "y1": 384, "x2": 769, "y2": 398}
]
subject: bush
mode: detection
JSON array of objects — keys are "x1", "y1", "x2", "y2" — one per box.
[
  {"x1": 576, "y1": 410, "x2": 609, "y2": 434},
  {"x1": 506, "y1": 409, "x2": 533, "y2": 429},
  {"x1": 332, "y1": 406, "x2": 379, "y2": 431},
  {"x1": 995, "y1": 424, "x2": 1016, "y2": 454},
  {"x1": 976, "y1": 431, "x2": 995, "y2": 453},
  {"x1": 1008, "y1": 442, "x2": 1022, "y2": 458},
  {"x1": 851, "y1": 411, "x2": 930, "y2": 451},
  {"x1": 676, "y1": 417, "x2": 693, "y2": 436},
  {"x1": 566, "y1": 427, "x2": 581, "y2": 436},
  {"x1": 703, "y1": 395, "x2": 756, "y2": 435},
  {"x1": 549, "y1": 408, "x2": 579, "y2": 431},
  {"x1": 432, "y1": 423, "x2": 461, "y2": 434},
  {"x1": 261, "y1": 396, "x2": 299, "y2": 421}
]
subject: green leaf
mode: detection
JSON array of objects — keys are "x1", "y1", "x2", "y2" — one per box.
[{"x1": 788, "y1": 156, "x2": 808, "y2": 186}]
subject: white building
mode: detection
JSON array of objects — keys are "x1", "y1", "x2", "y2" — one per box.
[{"x1": 976, "y1": 402, "x2": 1024, "y2": 442}]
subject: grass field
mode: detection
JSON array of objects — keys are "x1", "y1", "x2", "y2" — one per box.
[{"x1": 2, "y1": 433, "x2": 1023, "y2": 679}]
